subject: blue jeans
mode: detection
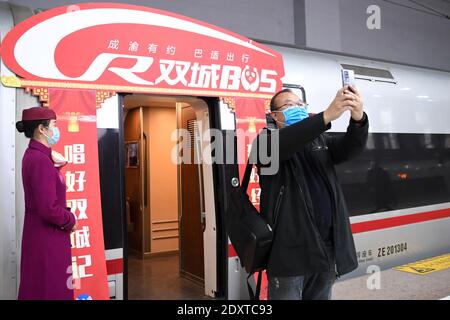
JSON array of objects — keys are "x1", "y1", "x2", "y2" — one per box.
[{"x1": 268, "y1": 246, "x2": 337, "y2": 300}]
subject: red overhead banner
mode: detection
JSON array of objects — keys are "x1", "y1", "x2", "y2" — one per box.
[{"x1": 0, "y1": 3, "x2": 284, "y2": 97}]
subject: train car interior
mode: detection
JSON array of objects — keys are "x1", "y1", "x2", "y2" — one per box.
[{"x1": 122, "y1": 94, "x2": 214, "y2": 299}]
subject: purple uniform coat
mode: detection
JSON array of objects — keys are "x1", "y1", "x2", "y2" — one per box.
[{"x1": 18, "y1": 139, "x2": 76, "y2": 300}]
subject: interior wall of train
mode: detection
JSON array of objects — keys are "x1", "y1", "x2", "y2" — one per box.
[{"x1": 119, "y1": 94, "x2": 224, "y2": 299}]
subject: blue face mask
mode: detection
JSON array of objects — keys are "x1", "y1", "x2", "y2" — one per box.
[
  {"x1": 274, "y1": 106, "x2": 309, "y2": 126},
  {"x1": 44, "y1": 127, "x2": 60, "y2": 146}
]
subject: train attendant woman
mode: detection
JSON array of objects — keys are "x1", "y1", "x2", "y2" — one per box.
[{"x1": 15, "y1": 106, "x2": 77, "y2": 300}]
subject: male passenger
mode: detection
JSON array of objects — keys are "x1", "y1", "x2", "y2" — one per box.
[{"x1": 252, "y1": 86, "x2": 368, "y2": 300}]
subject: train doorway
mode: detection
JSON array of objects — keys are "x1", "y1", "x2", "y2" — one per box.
[{"x1": 122, "y1": 94, "x2": 216, "y2": 299}]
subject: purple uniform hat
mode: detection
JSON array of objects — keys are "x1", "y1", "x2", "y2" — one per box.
[{"x1": 21, "y1": 106, "x2": 56, "y2": 121}]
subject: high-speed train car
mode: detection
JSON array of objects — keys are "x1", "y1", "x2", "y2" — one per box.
[
  {"x1": 227, "y1": 44, "x2": 450, "y2": 298},
  {"x1": 275, "y1": 44, "x2": 450, "y2": 274},
  {"x1": 0, "y1": 2, "x2": 449, "y2": 300}
]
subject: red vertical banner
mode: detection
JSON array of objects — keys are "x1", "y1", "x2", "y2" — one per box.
[
  {"x1": 49, "y1": 88, "x2": 109, "y2": 300},
  {"x1": 234, "y1": 97, "x2": 269, "y2": 300}
]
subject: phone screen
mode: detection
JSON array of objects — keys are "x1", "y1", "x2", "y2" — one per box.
[{"x1": 342, "y1": 69, "x2": 355, "y2": 88}]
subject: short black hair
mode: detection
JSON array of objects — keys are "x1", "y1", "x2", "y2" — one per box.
[
  {"x1": 16, "y1": 119, "x2": 50, "y2": 138},
  {"x1": 270, "y1": 88, "x2": 294, "y2": 111}
]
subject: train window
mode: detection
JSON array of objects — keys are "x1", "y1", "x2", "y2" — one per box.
[{"x1": 334, "y1": 132, "x2": 450, "y2": 216}]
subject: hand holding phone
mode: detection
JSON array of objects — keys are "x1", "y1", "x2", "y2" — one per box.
[{"x1": 342, "y1": 71, "x2": 364, "y2": 121}]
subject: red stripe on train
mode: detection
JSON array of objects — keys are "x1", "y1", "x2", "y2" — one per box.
[
  {"x1": 351, "y1": 208, "x2": 450, "y2": 233},
  {"x1": 106, "y1": 258, "x2": 123, "y2": 275},
  {"x1": 227, "y1": 208, "x2": 450, "y2": 258}
]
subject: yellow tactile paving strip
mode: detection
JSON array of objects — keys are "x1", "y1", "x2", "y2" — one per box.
[{"x1": 395, "y1": 253, "x2": 450, "y2": 275}]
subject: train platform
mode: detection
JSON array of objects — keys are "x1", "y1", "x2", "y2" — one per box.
[{"x1": 332, "y1": 253, "x2": 450, "y2": 300}]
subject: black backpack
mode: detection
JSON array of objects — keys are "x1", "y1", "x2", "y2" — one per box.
[{"x1": 226, "y1": 159, "x2": 277, "y2": 300}]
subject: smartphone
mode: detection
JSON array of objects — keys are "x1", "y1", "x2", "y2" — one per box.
[{"x1": 341, "y1": 69, "x2": 356, "y2": 90}]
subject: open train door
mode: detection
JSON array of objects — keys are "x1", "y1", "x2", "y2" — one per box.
[{"x1": 179, "y1": 104, "x2": 205, "y2": 282}]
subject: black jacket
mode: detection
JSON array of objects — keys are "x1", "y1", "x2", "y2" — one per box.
[{"x1": 250, "y1": 112, "x2": 369, "y2": 277}]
